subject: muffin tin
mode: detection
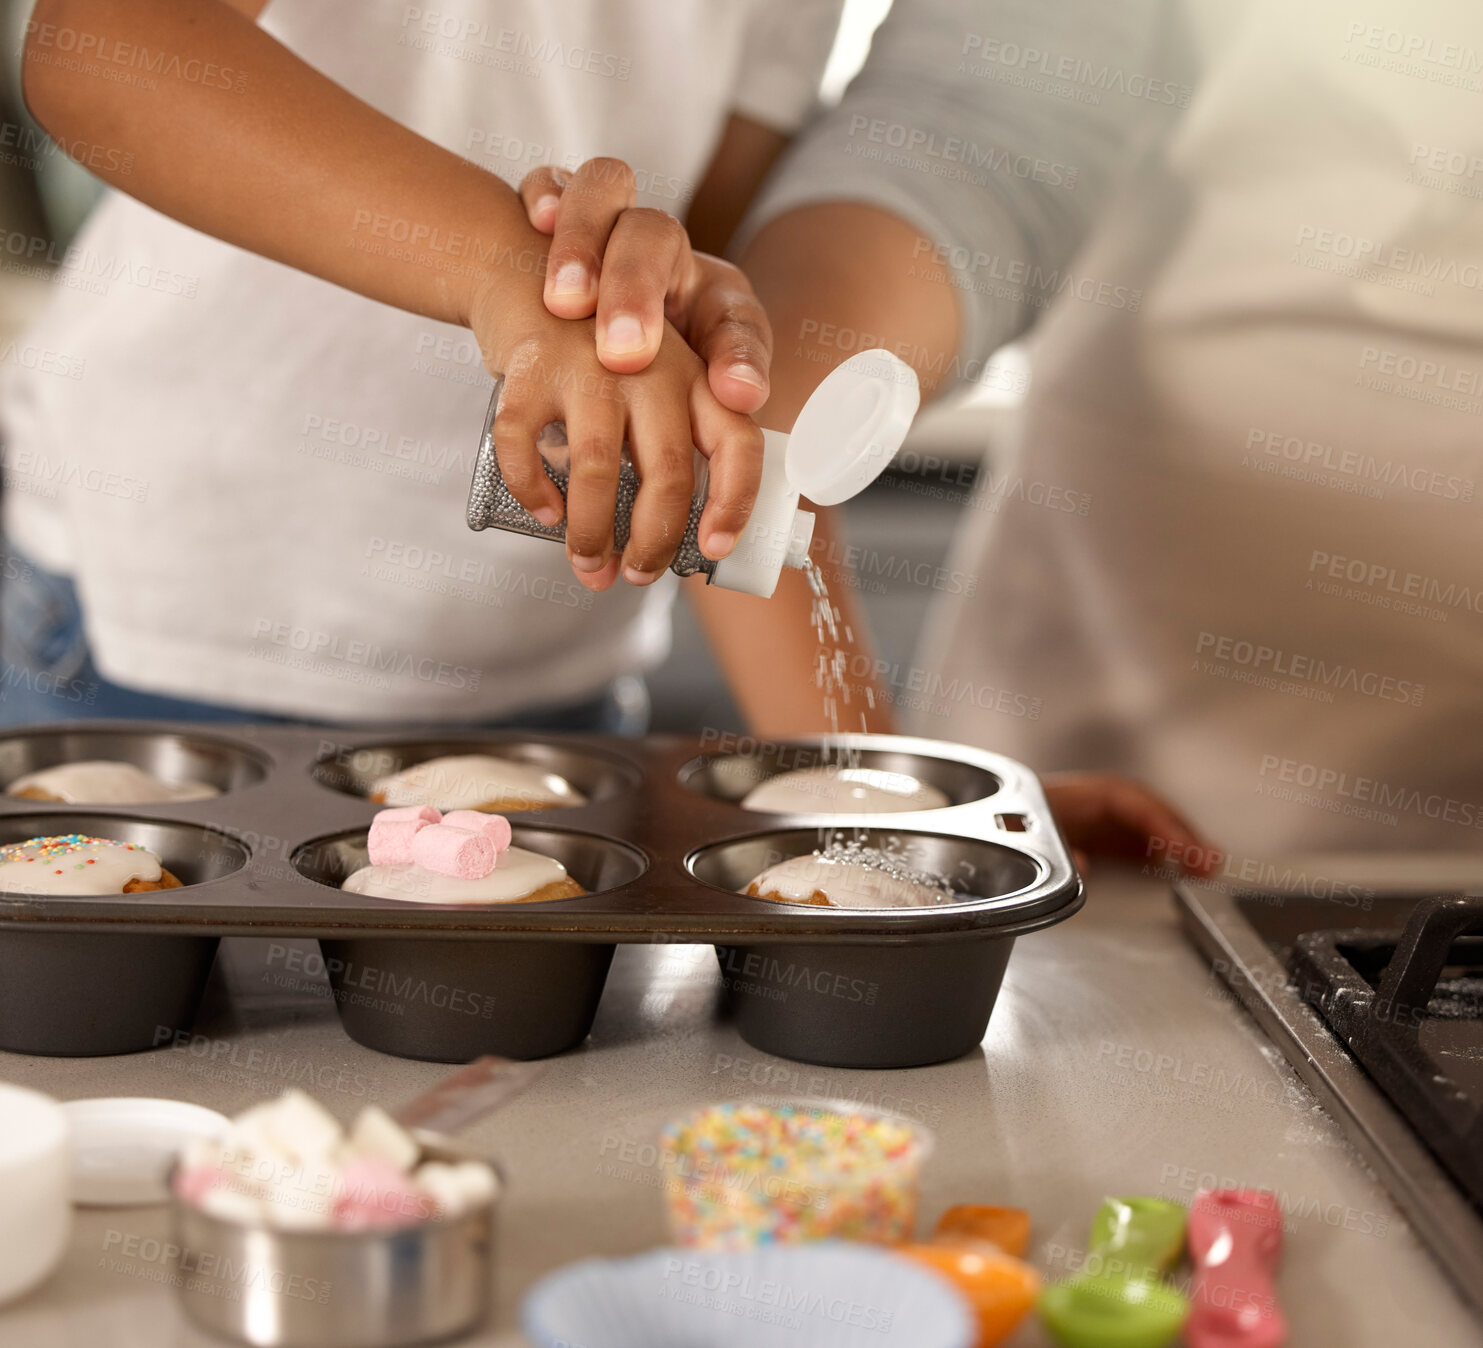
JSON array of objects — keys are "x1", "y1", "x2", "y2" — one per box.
[{"x1": 0, "y1": 723, "x2": 1081, "y2": 1068}]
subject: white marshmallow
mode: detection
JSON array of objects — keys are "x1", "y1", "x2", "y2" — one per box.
[
  {"x1": 220, "y1": 1103, "x2": 281, "y2": 1163},
  {"x1": 179, "y1": 1137, "x2": 221, "y2": 1172},
  {"x1": 264, "y1": 1090, "x2": 345, "y2": 1164},
  {"x1": 347, "y1": 1106, "x2": 420, "y2": 1173},
  {"x1": 414, "y1": 1160, "x2": 497, "y2": 1217}
]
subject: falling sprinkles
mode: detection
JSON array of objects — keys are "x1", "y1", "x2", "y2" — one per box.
[{"x1": 813, "y1": 837, "x2": 957, "y2": 898}]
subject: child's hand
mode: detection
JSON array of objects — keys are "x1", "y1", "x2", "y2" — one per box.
[
  {"x1": 468, "y1": 270, "x2": 761, "y2": 590},
  {"x1": 518, "y1": 159, "x2": 773, "y2": 416},
  {"x1": 1041, "y1": 773, "x2": 1221, "y2": 878}
]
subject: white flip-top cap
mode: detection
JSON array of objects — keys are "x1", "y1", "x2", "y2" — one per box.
[
  {"x1": 709, "y1": 350, "x2": 919, "y2": 598},
  {"x1": 784, "y1": 349, "x2": 919, "y2": 506}
]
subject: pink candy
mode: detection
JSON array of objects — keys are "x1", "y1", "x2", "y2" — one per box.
[
  {"x1": 377, "y1": 805, "x2": 441, "y2": 825},
  {"x1": 410, "y1": 823, "x2": 496, "y2": 879},
  {"x1": 173, "y1": 1164, "x2": 225, "y2": 1205},
  {"x1": 368, "y1": 805, "x2": 443, "y2": 864},
  {"x1": 367, "y1": 806, "x2": 512, "y2": 874},
  {"x1": 367, "y1": 819, "x2": 427, "y2": 866},
  {"x1": 440, "y1": 810, "x2": 513, "y2": 852},
  {"x1": 333, "y1": 1156, "x2": 435, "y2": 1231}
]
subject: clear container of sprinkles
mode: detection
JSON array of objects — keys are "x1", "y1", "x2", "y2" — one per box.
[{"x1": 658, "y1": 1099, "x2": 933, "y2": 1250}]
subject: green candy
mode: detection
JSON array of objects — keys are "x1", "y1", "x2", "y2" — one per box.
[
  {"x1": 1039, "y1": 1197, "x2": 1191, "y2": 1348},
  {"x1": 1087, "y1": 1197, "x2": 1187, "y2": 1278},
  {"x1": 1039, "y1": 1273, "x2": 1190, "y2": 1348}
]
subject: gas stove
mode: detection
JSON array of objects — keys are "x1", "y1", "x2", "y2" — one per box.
[{"x1": 1175, "y1": 878, "x2": 1483, "y2": 1317}]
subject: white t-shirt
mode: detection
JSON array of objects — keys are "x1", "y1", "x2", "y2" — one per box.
[
  {"x1": 914, "y1": 0, "x2": 1483, "y2": 855},
  {"x1": 0, "y1": 0, "x2": 842, "y2": 719}
]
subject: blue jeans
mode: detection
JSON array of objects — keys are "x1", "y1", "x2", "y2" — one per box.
[{"x1": 0, "y1": 545, "x2": 649, "y2": 734}]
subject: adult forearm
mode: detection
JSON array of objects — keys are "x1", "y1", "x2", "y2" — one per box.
[
  {"x1": 685, "y1": 201, "x2": 957, "y2": 737},
  {"x1": 22, "y1": 0, "x2": 535, "y2": 327},
  {"x1": 736, "y1": 202, "x2": 961, "y2": 425},
  {"x1": 685, "y1": 506, "x2": 897, "y2": 737}
]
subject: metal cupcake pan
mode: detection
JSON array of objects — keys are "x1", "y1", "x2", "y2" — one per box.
[
  {"x1": 0, "y1": 723, "x2": 1081, "y2": 1067},
  {"x1": 0, "y1": 724, "x2": 272, "y2": 795},
  {"x1": 0, "y1": 809, "x2": 247, "y2": 1057}
]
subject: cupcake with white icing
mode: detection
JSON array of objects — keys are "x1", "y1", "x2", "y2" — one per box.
[
  {"x1": 342, "y1": 806, "x2": 584, "y2": 905},
  {"x1": 368, "y1": 754, "x2": 585, "y2": 813},
  {"x1": 7, "y1": 761, "x2": 219, "y2": 805},
  {"x1": 0, "y1": 834, "x2": 182, "y2": 894},
  {"x1": 741, "y1": 765, "x2": 949, "y2": 815},
  {"x1": 744, "y1": 842, "x2": 956, "y2": 909}
]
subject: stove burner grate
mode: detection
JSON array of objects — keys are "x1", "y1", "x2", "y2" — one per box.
[{"x1": 1289, "y1": 896, "x2": 1483, "y2": 1211}]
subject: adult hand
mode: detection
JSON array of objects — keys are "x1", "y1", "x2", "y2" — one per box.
[
  {"x1": 468, "y1": 268, "x2": 760, "y2": 589},
  {"x1": 1042, "y1": 773, "x2": 1221, "y2": 878},
  {"x1": 518, "y1": 158, "x2": 773, "y2": 416}
]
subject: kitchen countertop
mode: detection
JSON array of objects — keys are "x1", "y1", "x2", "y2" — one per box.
[{"x1": 1, "y1": 859, "x2": 1480, "y2": 1348}]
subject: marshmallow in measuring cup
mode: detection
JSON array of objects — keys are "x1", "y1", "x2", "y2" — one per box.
[
  {"x1": 367, "y1": 805, "x2": 441, "y2": 865},
  {"x1": 410, "y1": 823, "x2": 496, "y2": 879},
  {"x1": 440, "y1": 810, "x2": 513, "y2": 853}
]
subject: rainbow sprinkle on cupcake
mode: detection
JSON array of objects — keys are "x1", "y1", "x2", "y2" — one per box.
[{"x1": 0, "y1": 833, "x2": 151, "y2": 873}]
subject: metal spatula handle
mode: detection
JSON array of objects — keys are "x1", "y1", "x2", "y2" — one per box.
[{"x1": 393, "y1": 1055, "x2": 545, "y2": 1137}]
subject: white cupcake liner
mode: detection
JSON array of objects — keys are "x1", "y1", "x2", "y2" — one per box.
[{"x1": 523, "y1": 1241, "x2": 972, "y2": 1348}]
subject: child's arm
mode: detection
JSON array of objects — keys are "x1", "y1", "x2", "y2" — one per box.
[
  {"x1": 23, "y1": 0, "x2": 511, "y2": 325},
  {"x1": 20, "y1": 0, "x2": 761, "y2": 586}
]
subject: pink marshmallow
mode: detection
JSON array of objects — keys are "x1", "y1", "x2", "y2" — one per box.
[
  {"x1": 174, "y1": 1164, "x2": 226, "y2": 1205},
  {"x1": 440, "y1": 810, "x2": 513, "y2": 853},
  {"x1": 375, "y1": 805, "x2": 442, "y2": 825},
  {"x1": 368, "y1": 805, "x2": 441, "y2": 864},
  {"x1": 333, "y1": 1157, "x2": 435, "y2": 1230},
  {"x1": 410, "y1": 823, "x2": 496, "y2": 879},
  {"x1": 368, "y1": 817, "x2": 432, "y2": 866}
]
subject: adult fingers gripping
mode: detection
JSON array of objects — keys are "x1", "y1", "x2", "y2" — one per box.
[
  {"x1": 621, "y1": 381, "x2": 698, "y2": 584},
  {"x1": 541, "y1": 157, "x2": 636, "y2": 321},
  {"x1": 518, "y1": 164, "x2": 569, "y2": 234},
  {"x1": 595, "y1": 207, "x2": 689, "y2": 374},
  {"x1": 683, "y1": 257, "x2": 773, "y2": 415},
  {"x1": 518, "y1": 157, "x2": 768, "y2": 404}
]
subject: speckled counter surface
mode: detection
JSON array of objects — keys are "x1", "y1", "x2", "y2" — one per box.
[{"x1": 1, "y1": 859, "x2": 1480, "y2": 1348}]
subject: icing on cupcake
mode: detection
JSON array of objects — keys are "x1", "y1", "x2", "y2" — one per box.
[
  {"x1": 343, "y1": 848, "x2": 581, "y2": 904},
  {"x1": 0, "y1": 834, "x2": 167, "y2": 894},
  {"x1": 7, "y1": 760, "x2": 219, "y2": 804},
  {"x1": 745, "y1": 843, "x2": 956, "y2": 909},
  {"x1": 341, "y1": 806, "x2": 584, "y2": 905},
  {"x1": 369, "y1": 754, "x2": 586, "y2": 811},
  {"x1": 741, "y1": 765, "x2": 949, "y2": 814}
]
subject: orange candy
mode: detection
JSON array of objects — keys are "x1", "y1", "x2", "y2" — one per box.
[
  {"x1": 897, "y1": 1243, "x2": 1041, "y2": 1347},
  {"x1": 933, "y1": 1204, "x2": 1032, "y2": 1257}
]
